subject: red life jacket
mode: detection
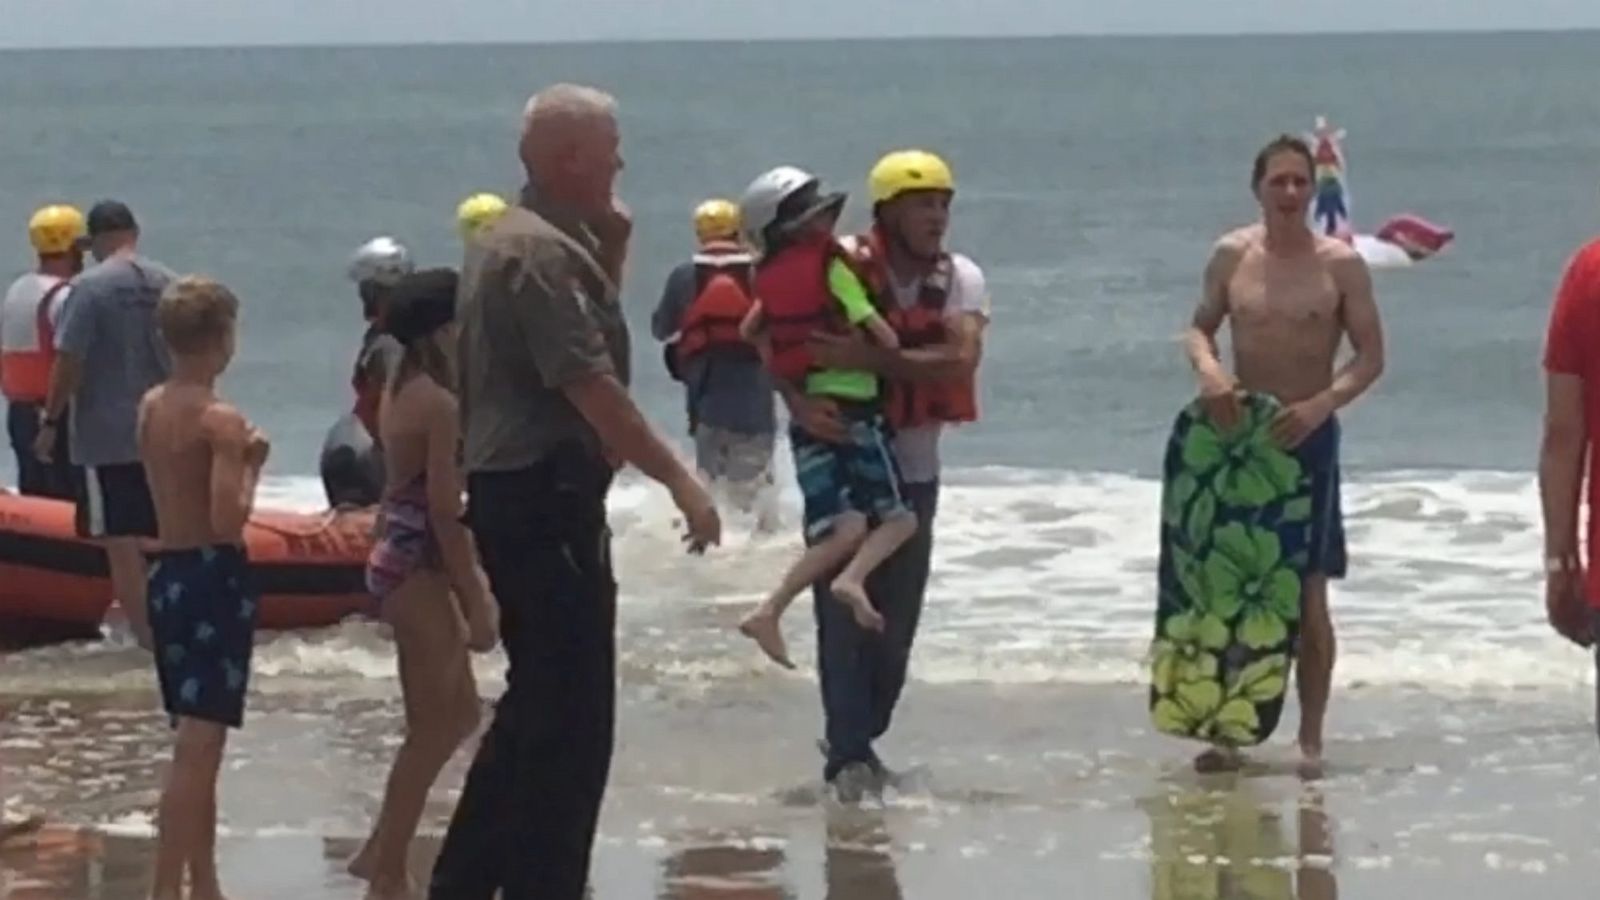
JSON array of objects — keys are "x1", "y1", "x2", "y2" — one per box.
[
  {"x1": 673, "y1": 241, "x2": 756, "y2": 370},
  {"x1": 846, "y1": 227, "x2": 979, "y2": 428},
  {"x1": 753, "y1": 232, "x2": 857, "y2": 383}
]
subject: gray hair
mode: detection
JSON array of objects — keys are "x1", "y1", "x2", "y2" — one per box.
[{"x1": 520, "y1": 83, "x2": 617, "y2": 137}]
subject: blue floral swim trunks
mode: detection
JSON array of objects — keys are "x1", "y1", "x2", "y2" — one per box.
[{"x1": 147, "y1": 544, "x2": 260, "y2": 729}]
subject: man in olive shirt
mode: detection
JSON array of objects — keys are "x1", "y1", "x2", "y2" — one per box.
[{"x1": 428, "y1": 84, "x2": 721, "y2": 900}]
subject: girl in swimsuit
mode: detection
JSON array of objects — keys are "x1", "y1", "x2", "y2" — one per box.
[{"x1": 348, "y1": 268, "x2": 498, "y2": 899}]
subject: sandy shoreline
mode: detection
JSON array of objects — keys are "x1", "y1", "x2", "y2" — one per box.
[{"x1": 4, "y1": 673, "x2": 1598, "y2": 898}]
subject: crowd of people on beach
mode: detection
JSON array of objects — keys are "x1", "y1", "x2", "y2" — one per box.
[{"x1": 2, "y1": 77, "x2": 1598, "y2": 900}]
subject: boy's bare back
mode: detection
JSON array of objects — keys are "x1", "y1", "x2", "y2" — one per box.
[{"x1": 139, "y1": 384, "x2": 264, "y2": 551}]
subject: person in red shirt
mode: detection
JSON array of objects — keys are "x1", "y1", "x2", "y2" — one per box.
[{"x1": 1538, "y1": 237, "x2": 1600, "y2": 704}]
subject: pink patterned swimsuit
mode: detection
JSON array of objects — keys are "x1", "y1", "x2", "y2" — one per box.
[{"x1": 365, "y1": 474, "x2": 437, "y2": 605}]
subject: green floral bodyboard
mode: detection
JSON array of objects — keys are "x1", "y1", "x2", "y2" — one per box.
[{"x1": 1149, "y1": 392, "x2": 1312, "y2": 747}]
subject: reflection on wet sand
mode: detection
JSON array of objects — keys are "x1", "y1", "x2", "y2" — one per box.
[
  {"x1": 1143, "y1": 778, "x2": 1338, "y2": 900},
  {"x1": 4, "y1": 813, "x2": 909, "y2": 900},
  {"x1": 1, "y1": 827, "x2": 116, "y2": 900},
  {"x1": 658, "y1": 838, "x2": 791, "y2": 900},
  {"x1": 655, "y1": 813, "x2": 903, "y2": 900},
  {"x1": 821, "y1": 815, "x2": 903, "y2": 900},
  {"x1": 4, "y1": 829, "x2": 447, "y2": 899}
]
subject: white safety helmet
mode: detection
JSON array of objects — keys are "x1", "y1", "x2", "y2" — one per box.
[
  {"x1": 346, "y1": 236, "x2": 414, "y2": 287},
  {"x1": 738, "y1": 166, "x2": 845, "y2": 255}
]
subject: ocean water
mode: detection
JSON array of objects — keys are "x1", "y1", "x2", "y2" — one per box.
[{"x1": 4, "y1": 31, "x2": 1600, "y2": 899}]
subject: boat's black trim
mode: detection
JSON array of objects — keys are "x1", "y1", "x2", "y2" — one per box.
[{"x1": 0, "y1": 531, "x2": 367, "y2": 596}]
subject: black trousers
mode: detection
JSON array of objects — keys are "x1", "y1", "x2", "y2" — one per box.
[
  {"x1": 6, "y1": 401, "x2": 78, "y2": 501},
  {"x1": 429, "y1": 448, "x2": 617, "y2": 900},
  {"x1": 812, "y1": 480, "x2": 940, "y2": 780}
]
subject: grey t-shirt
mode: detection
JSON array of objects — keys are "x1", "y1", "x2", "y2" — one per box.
[{"x1": 54, "y1": 254, "x2": 176, "y2": 467}]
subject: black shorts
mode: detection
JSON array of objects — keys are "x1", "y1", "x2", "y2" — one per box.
[{"x1": 75, "y1": 462, "x2": 158, "y2": 539}]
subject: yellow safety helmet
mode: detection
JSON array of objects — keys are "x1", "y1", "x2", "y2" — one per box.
[
  {"x1": 27, "y1": 204, "x2": 87, "y2": 255},
  {"x1": 456, "y1": 192, "x2": 509, "y2": 239},
  {"x1": 692, "y1": 198, "x2": 740, "y2": 244},
  {"x1": 867, "y1": 150, "x2": 955, "y2": 205}
]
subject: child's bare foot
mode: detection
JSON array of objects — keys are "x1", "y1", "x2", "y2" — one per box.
[
  {"x1": 830, "y1": 578, "x2": 884, "y2": 632},
  {"x1": 738, "y1": 608, "x2": 794, "y2": 669}
]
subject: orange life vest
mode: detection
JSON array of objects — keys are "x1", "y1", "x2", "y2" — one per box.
[
  {"x1": 846, "y1": 228, "x2": 979, "y2": 429},
  {"x1": 673, "y1": 242, "x2": 757, "y2": 370},
  {"x1": 753, "y1": 232, "x2": 856, "y2": 384},
  {"x1": 0, "y1": 277, "x2": 69, "y2": 404}
]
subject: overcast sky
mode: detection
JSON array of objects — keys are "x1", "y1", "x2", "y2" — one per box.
[{"x1": 2, "y1": 0, "x2": 1596, "y2": 49}]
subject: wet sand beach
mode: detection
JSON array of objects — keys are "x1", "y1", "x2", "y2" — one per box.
[
  {"x1": 4, "y1": 668, "x2": 1598, "y2": 899},
  {"x1": 5, "y1": 469, "x2": 1600, "y2": 898}
]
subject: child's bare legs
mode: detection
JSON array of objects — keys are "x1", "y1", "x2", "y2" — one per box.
[
  {"x1": 350, "y1": 572, "x2": 481, "y2": 898},
  {"x1": 739, "y1": 512, "x2": 869, "y2": 668},
  {"x1": 151, "y1": 717, "x2": 228, "y2": 900},
  {"x1": 188, "y1": 761, "x2": 225, "y2": 900},
  {"x1": 830, "y1": 510, "x2": 917, "y2": 632}
]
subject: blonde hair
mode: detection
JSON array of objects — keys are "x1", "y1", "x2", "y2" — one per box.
[{"x1": 158, "y1": 275, "x2": 238, "y2": 356}]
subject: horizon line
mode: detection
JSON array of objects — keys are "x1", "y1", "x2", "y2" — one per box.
[{"x1": 1, "y1": 24, "x2": 1594, "y2": 53}]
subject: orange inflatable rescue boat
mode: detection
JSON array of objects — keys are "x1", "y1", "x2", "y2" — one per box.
[{"x1": 0, "y1": 490, "x2": 376, "y2": 635}]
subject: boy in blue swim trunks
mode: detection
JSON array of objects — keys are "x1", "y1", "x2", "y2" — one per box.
[
  {"x1": 137, "y1": 274, "x2": 269, "y2": 900},
  {"x1": 734, "y1": 166, "x2": 918, "y2": 669}
]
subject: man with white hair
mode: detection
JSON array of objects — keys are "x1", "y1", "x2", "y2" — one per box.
[{"x1": 425, "y1": 83, "x2": 721, "y2": 900}]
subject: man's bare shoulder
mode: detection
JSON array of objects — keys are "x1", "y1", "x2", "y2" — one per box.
[
  {"x1": 1316, "y1": 237, "x2": 1373, "y2": 297},
  {"x1": 1214, "y1": 224, "x2": 1264, "y2": 253},
  {"x1": 1208, "y1": 225, "x2": 1262, "y2": 272},
  {"x1": 1315, "y1": 235, "x2": 1364, "y2": 265},
  {"x1": 1204, "y1": 226, "x2": 1260, "y2": 287}
]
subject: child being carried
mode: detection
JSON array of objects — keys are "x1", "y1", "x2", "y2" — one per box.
[{"x1": 733, "y1": 166, "x2": 917, "y2": 669}]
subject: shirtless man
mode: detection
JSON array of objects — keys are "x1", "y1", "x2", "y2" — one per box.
[
  {"x1": 137, "y1": 275, "x2": 268, "y2": 900},
  {"x1": 1183, "y1": 134, "x2": 1386, "y2": 775}
]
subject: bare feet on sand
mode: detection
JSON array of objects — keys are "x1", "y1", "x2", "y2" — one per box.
[
  {"x1": 738, "y1": 607, "x2": 794, "y2": 669},
  {"x1": 347, "y1": 847, "x2": 376, "y2": 881},
  {"x1": 1296, "y1": 742, "x2": 1325, "y2": 780},
  {"x1": 830, "y1": 578, "x2": 885, "y2": 632},
  {"x1": 1193, "y1": 746, "x2": 1244, "y2": 773}
]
